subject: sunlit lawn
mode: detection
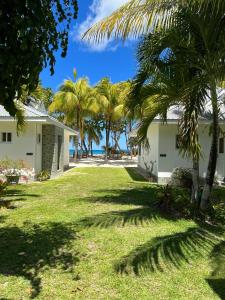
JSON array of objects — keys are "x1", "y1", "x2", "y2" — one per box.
[{"x1": 0, "y1": 167, "x2": 224, "y2": 299}]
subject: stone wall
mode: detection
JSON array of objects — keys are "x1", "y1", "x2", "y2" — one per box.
[{"x1": 42, "y1": 125, "x2": 64, "y2": 177}]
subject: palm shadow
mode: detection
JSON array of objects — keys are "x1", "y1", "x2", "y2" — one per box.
[
  {"x1": 114, "y1": 220, "x2": 225, "y2": 299},
  {"x1": 206, "y1": 240, "x2": 225, "y2": 299},
  {"x1": 4, "y1": 188, "x2": 40, "y2": 199},
  {"x1": 84, "y1": 186, "x2": 159, "y2": 207},
  {"x1": 124, "y1": 167, "x2": 148, "y2": 182},
  {"x1": 0, "y1": 222, "x2": 79, "y2": 298},
  {"x1": 77, "y1": 207, "x2": 177, "y2": 229},
  {"x1": 115, "y1": 223, "x2": 221, "y2": 275}
]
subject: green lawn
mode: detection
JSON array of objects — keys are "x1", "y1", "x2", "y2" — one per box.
[{"x1": 0, "y1": 167, "x2": 224, "y2": 299}]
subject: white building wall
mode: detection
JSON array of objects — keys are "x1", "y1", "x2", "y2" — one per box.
[
  {"x1": 158, "y1": 123, "x2": 225, "y2": 182},
  {"x1": 138, "y1": 122, "x2": 225, "y2": 183},
  {"x1": 0, "y1": 122, "x2": 42, "y2": 173},
  {"x1": 138, "y1": 123, "x2": 159, "y2": 176},
  {"x1": 34, "y1": 123, "x2": 42, "y2": 173},
  {"x1": 64, "y1": 131, "x2": 70, "y2": 168}
]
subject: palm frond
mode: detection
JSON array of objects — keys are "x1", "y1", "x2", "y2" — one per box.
[
  {"x1": 83, "y1": 0, "x2": 225, "y2": 45},
  {"x1": 15, "y1": 106, "x2": 26, "y2": 134}
]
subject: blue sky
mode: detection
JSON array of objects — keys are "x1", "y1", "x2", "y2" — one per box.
[{"x1": 40, "y1": 0, "x2": 138, "y2": 150}]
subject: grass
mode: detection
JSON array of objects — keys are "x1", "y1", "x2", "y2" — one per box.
[{"x1": 0, "y1": 167, "x2": 224, "y2": 299}]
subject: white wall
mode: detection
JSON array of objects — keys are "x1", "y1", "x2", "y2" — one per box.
[
  {"x1": 138, "y1": 123, "x2": 159, "y2": 176},
  {"x1": 34, "y1": 124, "x2": 42, "y2": 173},
  {"x1": 158, "y1": 124, "x2": 192, "y2": 181},
  {"x1": 0, "y1": 121, "x2": 42, "y2": 173},
  {"x1": 139, "y1": 122, "x2": 225, "y2": 182},
  {"x1": 158, "y1": 123, "x2": 225, "y2": 179},
  {"x1": 64, "y1": 131, "x2": 70, "y2": 167}
]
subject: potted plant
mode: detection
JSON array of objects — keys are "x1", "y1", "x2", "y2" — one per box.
[
  {"x1": 4, "y1": 168, "x2": 21, "y2": 184},
  {"x1": 0, "y1": 158, "x2": 27, "y2": 184}
]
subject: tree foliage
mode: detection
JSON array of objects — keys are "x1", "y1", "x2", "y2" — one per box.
[{"x1": 0, "y1": 0, "x2": 78, "y2": 116}]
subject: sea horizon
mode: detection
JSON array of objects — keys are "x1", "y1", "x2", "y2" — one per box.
[{"x1": 69, "y1": 149, "x2": 129, "y2": 156}]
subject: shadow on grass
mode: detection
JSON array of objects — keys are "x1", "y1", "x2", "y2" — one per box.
[
  {"x1": 115, "y1": 225, "x2": 218, "y2": 275},
  {"x1": 85, "y1": 186, "x2": 159, "y2": 207},
  {"x1": 114, "y1": 220, "x2": 225, "y2": 298},
  {"x1": 5, "y1": 189, "x2": 40, "y2": 199},
  {"x1": 124, "y1": 167, "x2": 147, "y2": 182},
  {"x1": 206, "y1": 240, "x2": 225, "y2": 299},
  {"x1": 0, "y1": 222, "x2": 79, "y2": 298},
  {"x1": 77, "y1": 207, "x2": 177, "y2": 229}
]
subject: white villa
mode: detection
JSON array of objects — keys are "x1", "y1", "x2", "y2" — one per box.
[
  {"x1": 137, "y1": 106, "x2": 225, "y2": 183},
  {"x1": 0, "y1": 100, "x2": 78, "y2": 178}
]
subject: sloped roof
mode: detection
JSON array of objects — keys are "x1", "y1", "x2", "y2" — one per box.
[{"x1": 0, "y1": 104, "x2": 78, "y2": 135}]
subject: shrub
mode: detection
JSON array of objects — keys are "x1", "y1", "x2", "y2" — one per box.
[
  {"x1": 0, "y1": 158, "x2": 31, "y2": 178},
  {"x1": 170, "y1": 167, "x2": 193, "y2": 189},
  {"x1": 0, "y1": 180, "x2": 7, "y2": 197},
  {"x1": 157, "y1": 184, "x2": 192, "y2": 217},
  {"x1": 37, "y1": 170, "x2": 50, "y2": 182}
]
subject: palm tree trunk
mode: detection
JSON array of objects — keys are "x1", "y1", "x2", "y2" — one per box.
[
  {"x1": 91, "y1": 141, "x2": 93, "y2": 156},
  {"x1": 105, "y1": 119, "x2": 111, "y2": 160},
  {"x1": 200, "y1": 84, "x2": 219, "y2": 211},
  {"x1": 191, "y1": 158, "x2": 199, "y2": 204},
  {"x1": 83, "y1": 140, "x2": 88, "y2": 156}
]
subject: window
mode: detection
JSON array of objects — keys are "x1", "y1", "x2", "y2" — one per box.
[
  {"x1": 1, "y1": 132, "x2": 12, "y2": 143},
  {"x1": 37, "y1": 134, "x2": 41, "y2": 144},
  {"x1": 219, "y1": 137, "x2": 224, "y2": 153},
  {"x1": 176, "y1": 135, "x2": 181, "y2": 149}
]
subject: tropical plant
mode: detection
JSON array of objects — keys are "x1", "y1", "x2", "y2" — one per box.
[
  {"x1": 83, "y1": 0, "x2": 224, "y2": 43},
  {"x1": 95, "y1": 78, "x2": 125, "y2": 159},
  {"x1": 21, "y1": 81, "x2": 53, "y2": 110},
  {"x1": 0, "y1": 180, "x2": 8, "y2": 198},
  {"x1": 0, "y1": 0, "x2": 78, "y2": 117},
  {"x1": 84, "y1": 119, "x2": 103, "y2": 156},
  {"x1": 36, "y1": 170, "x2": 50, "y2": 182},
  {"x1": 126, "y1": 4, "x2": 225, "y2": 211},
  {"x1": 49, "y1": 69, "x2": 99, "y2": 156}
]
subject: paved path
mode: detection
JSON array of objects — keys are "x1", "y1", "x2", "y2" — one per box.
[{"x1": 70, "y1": 157, "x2": 138, "y2": 168}]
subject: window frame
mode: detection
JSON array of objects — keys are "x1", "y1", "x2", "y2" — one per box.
[
  {"x1": 1, "y1": 132, "x2": 12, "y2": 143},
  {"x1": 37, "y1": 133, "x2": 41, "y2": 144},
  {"x1": 219, "y1": 137, "x2": 224, "y2": 154}
]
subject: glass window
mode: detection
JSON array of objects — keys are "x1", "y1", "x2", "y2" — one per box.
[
  {"x1": 7, "y1": 133, "x2": 11, "y2": 142},
  {"x1": 2, "y1": 132, "x2": 6, "y2": 142},
  {"x1": 1, "y1": 132, "x2": 12, "y2": 142},
  {"x1": 37, "y1": 134, "x2": 41, "y2": 144},
  {"x1": 219, "y1": 137, "x2": 224, "y2": 153}
]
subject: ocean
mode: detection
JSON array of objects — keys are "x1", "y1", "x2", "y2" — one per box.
[{"x1": 69, "y1": 149, "x2": 129, "y2": 156}]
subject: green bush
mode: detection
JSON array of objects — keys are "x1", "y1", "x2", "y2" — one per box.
[
  {"x1": 157, "y1": 185, "x2": 192, "y2": 217},
  {"x1": 0, "y1": 180, "x2": 8, "y2": 197},
  {"x1": 170, "y1": 167, "x2": 193, "y2": 189},
  {"x1": 36, "y1": 170, "x2": 50, "y2": 182}
]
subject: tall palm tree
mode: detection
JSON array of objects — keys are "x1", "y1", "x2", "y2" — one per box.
[
  {"x1": 84, "y1": 119, "x2": 103, "y2": 156},
  {"x1": 86, "y1": 1, "x2": 225, "y2": 211},
  {"x1": 127, "y1": 3, "x2": 225, "y2": 209},
  {"x1": 96, "y1": 78, "x2": 125, "y2": 159},
  {"x1": 49, "y1": 69, "x2": 99, "y2": 156}
]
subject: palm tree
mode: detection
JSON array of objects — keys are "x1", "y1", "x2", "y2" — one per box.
[
  {"x1": 84, "y1": 119, "x2": 103, "y2": 156},
  {"x1": 96, "y1": 78, "x2": 125, "y2": 159},
  {"x1": 83, "y1": 1, "x2": 225, "y2": 43},
  {"x1": 127, "y1": 3, "x2": 225, "y2": 209},
  {"x1": 49, "y1": 69, "x2": 99, "y2": 157},
  {"x1": 86, "y1": 1, "x2": 225, "y2": 211}
]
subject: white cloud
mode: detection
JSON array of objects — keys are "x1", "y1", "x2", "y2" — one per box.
[{"x1": 72, "y1": 0, "x2": 129, "y2": 52}]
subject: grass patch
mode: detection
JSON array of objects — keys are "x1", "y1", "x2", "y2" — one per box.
[{"x1": 0, "y1": 167, "x2": 224, "y2": 299}]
